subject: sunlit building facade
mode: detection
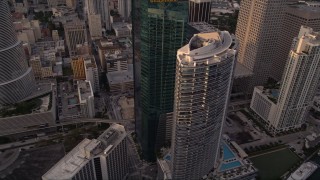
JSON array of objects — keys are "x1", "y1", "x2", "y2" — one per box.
[{"x1": 171, "y1": 31, "x2": 236, "y2": 179}]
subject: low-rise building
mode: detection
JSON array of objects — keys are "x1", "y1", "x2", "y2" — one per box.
[
  {"x1": 250, "y1": 86, "x2": 278, "y2": 124},
  {"x1": 105, "y1": 49, "x2": 128, "y2": 72},
  {"x1": 42, "y1": 124, "x2": 129, "y2": 180},
  {"x1": 112, "y1": 22, "x2": 132, "y2": 37},
  {"x1": 305, "y1": 133, "x2": 320, "y2": 149},
  {"x1": 71, "y1": 56, "x2": 86, "y2": 80},
  {"x1": 107, "y1": 65, "x2": 133, "y2": 93},
  {"x1": 97, "y1": 38, "x2": 125, "y2": 70}
]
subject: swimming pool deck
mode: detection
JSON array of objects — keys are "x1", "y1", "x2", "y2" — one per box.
[
  {"x1": 219, "y1": 143, "x2": 242, "y2": 171},
  {"x1": 210, "y1": 140, "x2": 258, "y2": 179}
]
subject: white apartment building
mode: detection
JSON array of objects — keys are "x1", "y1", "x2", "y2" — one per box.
[
  {"x1": 42, "y1": 124, "x2": 129, "y2": 180},
  {"x1": 88, "y1": 14, "x2": 102, "y2": 40},
  {"x1": 77, "y1": 80, "x2": 95, "y2": 118},
  {"x1": 112, "y1": 22, "x2": 132, "y2": 37},
  {"x1": 170, "y1": 31, "x2": 236, "y2": 179},
  {"x1": 84, "y1": 56, "x2": 100, "y2": 93},
  {"x1": 251, "y1": 26, "x2": 320, "y2": 133}
]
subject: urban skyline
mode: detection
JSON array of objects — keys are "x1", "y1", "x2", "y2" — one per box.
[{"x1": 1, "y1": 0, "x2": 320, "y2": 179}]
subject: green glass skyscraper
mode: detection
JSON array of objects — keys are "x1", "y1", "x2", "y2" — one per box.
[{"x1": 133, "y1": 0, "x2": 188, "y2": 161}]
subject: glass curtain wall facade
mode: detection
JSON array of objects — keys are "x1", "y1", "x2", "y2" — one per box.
[{"x1": 134, "y1": 0, "x2": 188, "y2": 160}]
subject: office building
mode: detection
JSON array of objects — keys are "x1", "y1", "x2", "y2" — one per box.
[
  {"x1": 77, "y1": 80, "x2": 95, "y2": 118},
  {"x1": 85, "y1": 0, "x2": 111, "y2": 30},
  {"x1": 271, "y1": 3, "x2": 320, "y2": 80},
  {"x1": 134, "y1": 0, "x2": 188, "y2": 160},
  {"x1": 88, "y1": 14, "x2": 102, "y2": 40},
  {"x1": 189, "y1": 0, "x2": 212, "y2": 23},
  {"x1": 170, "y1": 31, "x2": 236, "y2": 179},
  {"x1": 0, "y1": 0, "x2": 35, "y2": 105},
  {"x1": 42, "y1": 124, "x2": 129, "y2": 180},
  {"x1": 118, "y1": 0, "x2": 132, "y2": 20},
  {"x1": 64, "y1": 21, "x2": 88, "y2": 56},
  {"x1": 251, "y1": 26, "x2": 320, "y2": 134},
  {"x1": 235, "y1": 0, "x2": 298, "y2": 92}
]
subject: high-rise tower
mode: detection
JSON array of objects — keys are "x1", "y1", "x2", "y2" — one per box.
[
  {"x1": 118, "y1": 0, "x2": 132, "y2": 20},
  {"x1": 134, "y1": 0, "x2": 188, "y2": 160},
  {"x1": 0, "y1": 0, "x2": 35, "y2": 105},
  {"x1": 250, "y1": 26, "x2": 320, "y2": 134},
  {"x1": 85, "y1": 0, "x2": 111, "y2": 30},
  {"x1": 170, "y1": 31, "x2": 236, "y2": 179},
  {"x1": 189, "y1": 0, "x2": 212, "y2": 23},
  {"x1": 273, "y1": 26, "x2": 320, "y2": 131},
  {"x1": 64, "y1": 21, "x2": 88, "y2": 56},
  {"x1": 271, "y1": 3, "x2": 320, "y2": 81},
  {"x1": 235, "y1": 0, "x2": 298, "y2": 93}
]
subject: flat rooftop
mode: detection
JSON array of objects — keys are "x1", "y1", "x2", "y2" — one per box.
[
  {"x1": 188, "y1": 22, "x2": 218, "y2": 33},
  {"x1": 287, "y1": 4, "x2": 320, "y2": 15},
  {"x1": 97, "y1": 124, "x2": 127, "y2": 152},
  {"x1": 107, "y1": 65, "x2": 133, "y2": 85},
  {"x1": 77, "y1": 81, "x2": 93, "y2": 102},
  {"x1": 42, "y1": 139, "x2": 102, "y2": 180},
  {"x1": 112, "y1": 22, "x2": 131, "y2": 32}
]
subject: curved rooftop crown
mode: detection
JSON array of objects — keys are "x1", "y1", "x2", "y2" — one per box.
[{"x1": 178, "y1": 31, "x2": 233, "y2": 62}]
